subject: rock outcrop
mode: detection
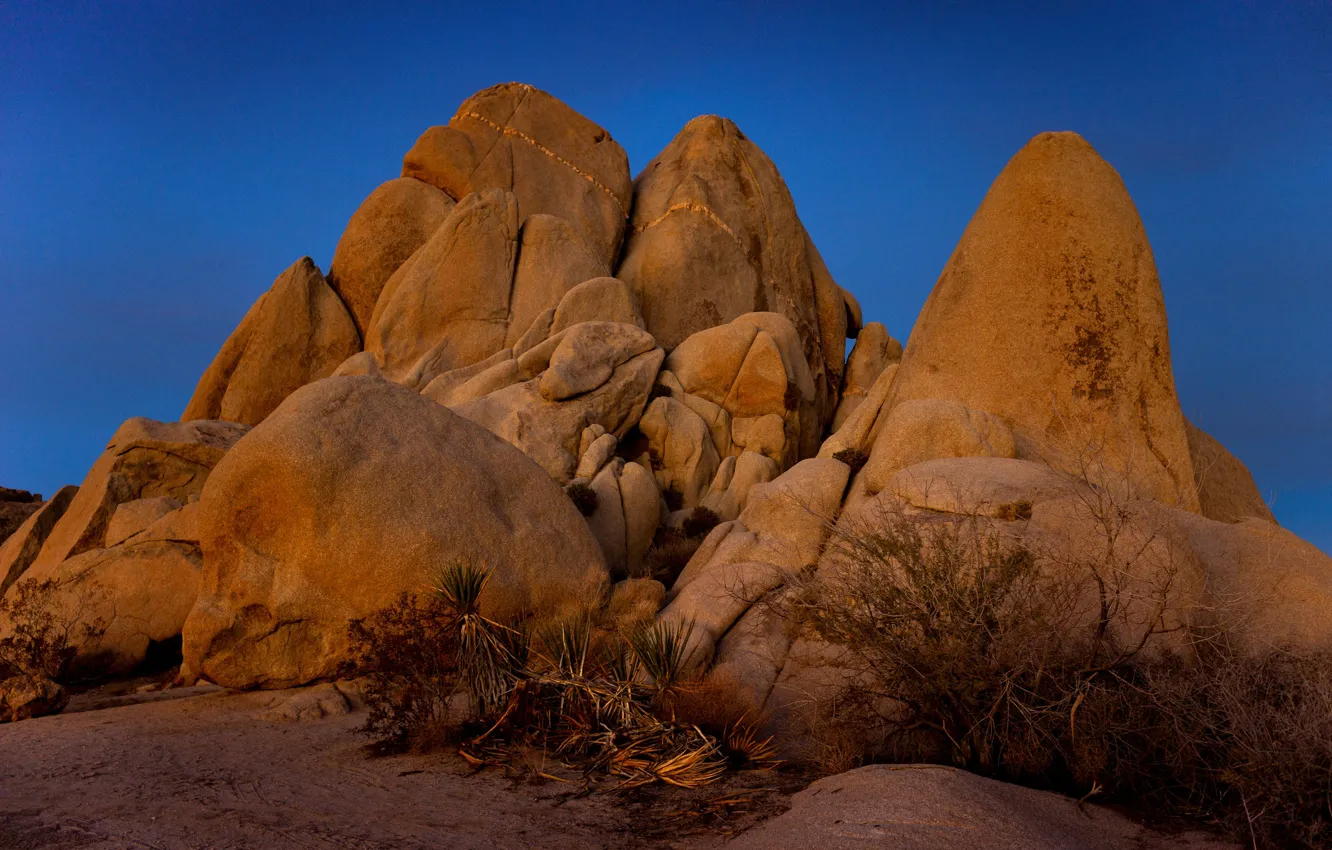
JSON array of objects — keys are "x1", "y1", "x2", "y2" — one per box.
[
  {"x1": 402, "y1": 83, "x2": 631, "y2": 267},
  {"x1": 326, "y1": 177, "x2": 456, "y2": 336},
  {"x1": 18, "y1": 538, "x2": 203, "y2": 676},
  {"x1": 728, "y1": 764, "x2": 1231, "y2": 850},
  {"x1": 183, "y1": 376, "x2": 610, "y2": 689},
  {"x1": 617, "y1": 115, "x2": 856, "y2": 424},
  {"x1": 25, "y1": 419, "x2": 247, "y2": 574},
  {"x1": 361, "y1": 191, "x2": 611, "y2": 387},
  {"x1": 1185, "y1": 419, "x2": 1275, "y2": 523},
  {"x1": 830, "y1": 322, "x2": 901, "y2": 432},
  {"x1": 0, "y1": 488, "x2": 43, "y2": 546},
  {"x1": 182, "y1": 258, "x2": 361, "y2": 426},
  {"x1": 0, "y1": 486, "x2": 77, "y2": 595},
  {"x1": 883, "y1": 132, "x2": 1198, "y2": 509}
]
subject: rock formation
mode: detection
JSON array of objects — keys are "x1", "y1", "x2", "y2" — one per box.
[
  {"x1": 882, "y1": 132, "x2": 1198, "y2": 509},
  {"x1": 0, "y1": 488, "x2": 43, "y2": 546},
  {"x1": 182, "y1": 259, "x2": 360, "y2": 426},
  {"x1": 182, "y1": 376, "x2": 610, "y2": 688},
  {"x1": 3, "y1": 86, "x2": 1323, "y2": 763},
  {"x1": 402, "y1": 83, "x2": 631, "y2": 267},
  {"x1": 617, "y1": 116, "x2": 858, "y2": 424}
]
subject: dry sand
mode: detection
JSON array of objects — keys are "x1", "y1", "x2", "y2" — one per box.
[{"x1": 0, "y1": 684, "x2": 793, "y2": 849}]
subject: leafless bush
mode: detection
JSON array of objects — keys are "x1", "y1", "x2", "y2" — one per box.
[
  {"x1": 783, "y1": 486, "x2": 1332, "y2": 847},
  {"x1": 0, "y1": 577, "x2": 107, "y2": 683}
]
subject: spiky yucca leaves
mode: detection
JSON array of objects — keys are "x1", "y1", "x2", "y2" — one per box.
[
  {"x1": 359, "y1": 565, "x2": 771, "y2": 790},
  {"x1": 629, "y1": 618, "x2": 696, "y2": 701},
  {"x1": 432, "y1": 559, "x2": 525, "y2": 718}
]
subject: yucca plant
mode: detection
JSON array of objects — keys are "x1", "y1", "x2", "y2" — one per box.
[
  {"x1": 628, "y1": 618, "x2": 696, "y2": 701},
  {"x1": 432, "y1": 559, "x2": 525, "y2": 718}
]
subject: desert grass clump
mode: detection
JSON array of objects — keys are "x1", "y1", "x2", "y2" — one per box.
[
  {"x1": 831, "y1": 447, "x2": 869, "y2": 474},
  {"x1": 635, "y1": 528, "x2": 701, "y2": 584},
  {"x1": 564, "y1": 482, "x2": 599, "y2": 517}
]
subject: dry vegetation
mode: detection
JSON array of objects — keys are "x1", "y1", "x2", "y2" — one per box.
[
  {"x1": 781, "y1": 489, "x2": 1332, "y2": 848},
  {"x1": 348, "y1": 560, "x2": 778, "y2": 791}
]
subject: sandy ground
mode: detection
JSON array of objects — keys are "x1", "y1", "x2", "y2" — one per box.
[{"x1": 0, "y1": 684, "x2": 797, "y2": 850}]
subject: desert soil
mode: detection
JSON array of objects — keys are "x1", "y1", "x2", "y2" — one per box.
[{"x1": 0, "y1": 683, "x2": 798, "y2": 849}]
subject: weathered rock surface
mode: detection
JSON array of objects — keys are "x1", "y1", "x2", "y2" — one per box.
[
  {"x1": 728, "y1": 764, "x2": 1233, "y2": 850},
  {"x1": 863, "y1": 398, "x2": 1017, "y2": 493},
  {"x1": 0, "y1": 488, "x2": 42, "y2": 547},
  {"x1": 0, "y1": 675, "x2": 67, "y2": 723},
  {"x1": 17, "y1": 539, "x2": 203, "y2": 676},
  {"x1": 885, "y1": 132, "x2": 1198, "y2": 510},
  {"x1": 364, "y1": 189, "x2": 519, "y2": 383},
  {"x1": 183, "y1": 258, "x2": 361, "y2": 426},
  {"x1": 453, "y1": 343, "x2": 664, "y2": 483},
  {"x1": 661, "y1": 313, "x2": 819, "y2": 469},
  {"x1": 660, "y1": 458, "x2": 849, "y2": 671},
  {"x1": 362, "y1": 191, "x2": 613, "y2": 388},
  {"x1": 402, "y1": 83, "x2": 631, "y2": 266},
  {"x1": 28, "y1": 419, "x2": 247, "y2": 574},
  {"x1": 550, "y1": 276, "x2": 643, "y2": 333},
  {"x1": 104, "y1": 497, "x2": 182, "y2": 548},
  {"x1": 327, "y1": 177, "x2": 456, "y2": 336},
  {"x1": 1185, "y1": 419, "x2": 1275, "y2": 524},
  {"x1": 0, "y1": 485, "x2": 77, "y2": 595},
  {"x1": 183, "y1": 376, "x2": 609, "y2": 689},
  {"x1": 831, "y1": 321, "x2": 902, "y2": 432},
  {"x1": 1184, "y1": 513, "x2": 1332, "y2": 651},
  {"x1": 617, "y1": 116, "x2": 854, "y2": 423}
]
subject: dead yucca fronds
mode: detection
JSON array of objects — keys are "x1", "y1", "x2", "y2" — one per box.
[
  {"x1": 629, "y1": 618, "x2": 696, "y2": 700},
  {"x1": 723, "y1": 714, "x2": 782, "y2": 770},
  {"x1": 619, "y1": 737, "x2": 727, "y2": 789}
]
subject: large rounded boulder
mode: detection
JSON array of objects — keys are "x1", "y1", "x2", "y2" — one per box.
[
  {"x1": 182, "y1": 375, "x2": 610, "y2": 689},
  {"x1": 884, "y1": 132, "x2": 1197, "y2": 509}
]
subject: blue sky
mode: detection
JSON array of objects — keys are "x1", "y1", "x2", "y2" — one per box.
[{"x1": 1, "y1": 1, "x2": 1328, "y2": 550}]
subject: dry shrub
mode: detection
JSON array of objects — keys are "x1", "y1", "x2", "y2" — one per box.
[
  {"x1": 635, "y1": 530, "x2": 701, "y2": 583},
  {"x1": 786, "y1": 497, "x2": 1332, "y2": 847},
  {"x1": 350, "y1": 563, "x2": 777, "y2": 790},
  {"x1": 662, "y1": 680, "x2": 780, "y2": 770},
  {"x1": 682, "y1": 506, "x2": 721, "y2": 539},
  {"x1": 783, "y1": 384, "x2": 801, "y2": 411},
  {"x1": 0, "y1": 577, "x2": 107, "y2": 683},
  {"x1": 662, "y1": 485, "x2": 684, "y2": 512},
  {"x1": 564, "y1": 482, "x2": 598, "y2": 517},
  {"x1": 831, "y1": 447, "x2": 869, "y2": 474},
  {"x1": 347, "y1": 591, "x2": 462, "y2": 749}
]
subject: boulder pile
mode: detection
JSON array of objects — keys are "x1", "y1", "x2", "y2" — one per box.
[{"x1": 2, "y1": 85, "x2": 1327, "y2": 744}]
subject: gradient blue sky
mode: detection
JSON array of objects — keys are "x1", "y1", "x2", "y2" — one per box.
[{"x1": 1, "y1": 1, "x2": 1328, "y2": 550}]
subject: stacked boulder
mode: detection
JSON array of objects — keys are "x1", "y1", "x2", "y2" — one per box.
[
  {"x1": 4, "y1": 85, "x2": 1328, "y2": 748},
  {"x1": 2, "y1": 83, "x2": 862, "y2": 702},
  {"x1": 651, "y1": 131, "x2": 1332, "y2": 743}
]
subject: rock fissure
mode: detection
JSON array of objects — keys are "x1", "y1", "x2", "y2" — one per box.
[{"x1": 453, "y1": 110, "x2": 628, "y2": 217}]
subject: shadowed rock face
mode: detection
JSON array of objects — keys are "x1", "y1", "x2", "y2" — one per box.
[
  {"x1": 616, "y1": 115, "x2": 854, "y2": 426},
  {"x1": 884, "y1": 131, "x2": 1198, "y2": 510},
  {"x1": 1184, "y1": 418, "x2": 1276, "y2": 524}
]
